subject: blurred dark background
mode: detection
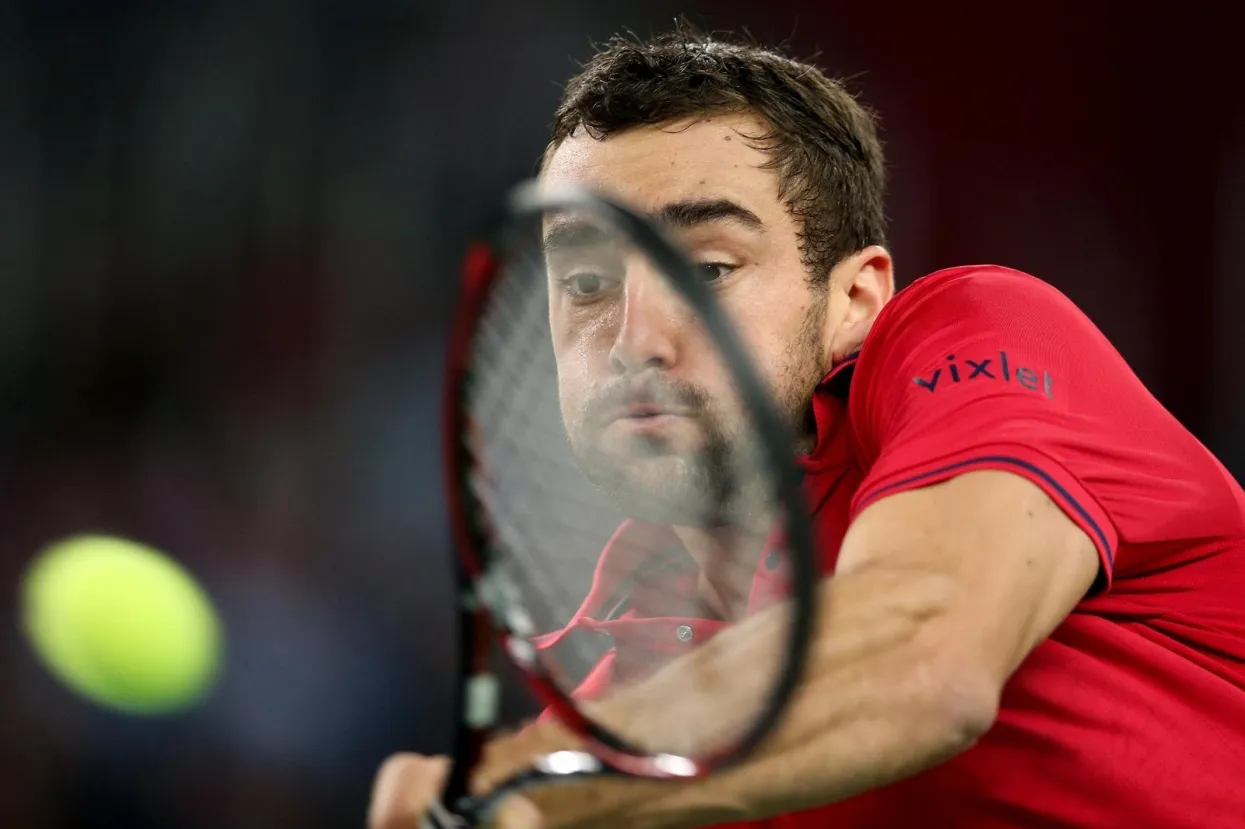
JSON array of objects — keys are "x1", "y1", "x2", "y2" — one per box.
[{"x1": 0, "y1": 1, "x2": 1241, "y2": 827}]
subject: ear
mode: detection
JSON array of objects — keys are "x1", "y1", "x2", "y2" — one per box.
[{"x1": 823, "y1": 246, "x2": 894, "y2": 364}]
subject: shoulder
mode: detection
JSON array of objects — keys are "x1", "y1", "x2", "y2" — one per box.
[
  {"x1": 851, "y1": 264, "x2": 1116, "y2": 398},
  {"x1": 872, "y1": 264, "x2": 1092, "y2": 339},
  {"x1": 842, "y1": 262, "x2": 1146, "y2": 478}
]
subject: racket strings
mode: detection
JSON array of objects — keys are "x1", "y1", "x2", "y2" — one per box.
[
  {"x1": 468, "y1": 251, "x2": 627, "y2": 662},
  {"x1": 461, "y1": 208, "x2": 798, "y2": 751}
]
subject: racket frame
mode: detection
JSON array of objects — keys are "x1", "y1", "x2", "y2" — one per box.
[{"x1": 439, "y1": 181, "x2": 820, "y2": 821}]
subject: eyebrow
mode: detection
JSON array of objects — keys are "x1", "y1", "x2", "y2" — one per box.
[
  {"x1": 542, "y1": 198, "x2": 764, "y2": 254},
  {"x1": 542, "y1": 222, "x2": 609, "y2": 256},
  {"x1": 652, "y1": 198, "x2": 764, "y2": 232}
]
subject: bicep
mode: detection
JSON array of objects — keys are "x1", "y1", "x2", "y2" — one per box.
[{"x1": 836, "y1": 469, "x2": 1100, "y2": 686}]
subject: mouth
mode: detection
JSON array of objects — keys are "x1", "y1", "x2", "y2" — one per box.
[
  {"x1": 601, "y1": 408, "x2": 695, "y2": 445},
  {"x1": 607, "y1": 403, "x2": 690, "y2": 423}
]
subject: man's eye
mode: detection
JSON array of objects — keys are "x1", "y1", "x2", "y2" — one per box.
[
  {"x1": 563, "y1": 272, "x2": 606, "y2": 297},
  {"x1": 696, "y1": 262, "x2": 735, "y2": 282}
]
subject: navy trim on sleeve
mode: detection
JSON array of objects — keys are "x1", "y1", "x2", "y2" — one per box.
[{"x1": 861, "y1": 455, "x2": 1115, "y2": 567}]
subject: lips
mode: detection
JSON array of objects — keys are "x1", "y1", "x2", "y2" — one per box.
[
  {"x1": 623, "y1": 403, "x2": 680, "y2": 418},
  {"x1": 591, "y1": 375, "x2": 701, "y2": 428},
  {"x1": 605, "y1": 403, "x2": 688, "y2": 423}
]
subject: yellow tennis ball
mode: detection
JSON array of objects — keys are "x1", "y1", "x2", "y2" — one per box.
[{"x1": 20, "y1": 534, "x2": 223, "y2": 715}]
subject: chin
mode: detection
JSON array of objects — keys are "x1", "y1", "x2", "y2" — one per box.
[
  {"x1": 577, "y1": 448, "x2": 730, "y2": 525},
  {"x1": 612, "y1": 491, "x2": 713, "y2": 526},
  {"x1": 603, "y1": 475, "x2": 726, "y2": 527}
]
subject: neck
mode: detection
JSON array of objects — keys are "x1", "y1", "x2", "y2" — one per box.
[{"x1": 672, "y1": 524, "x2": 769, "y2": 621}]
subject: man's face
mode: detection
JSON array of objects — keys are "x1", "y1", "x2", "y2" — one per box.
[{"x1": 541, "y1": 114, "x2": 831, "y2": 526}]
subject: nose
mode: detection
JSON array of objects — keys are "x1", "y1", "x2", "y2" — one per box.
[{"x1": 607, "y1": 264, "x2": 682, "y2": 375}]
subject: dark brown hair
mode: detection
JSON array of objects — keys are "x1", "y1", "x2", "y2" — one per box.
[{"x1": 546, "y1": 27, "x2": 888, "y2": 284}]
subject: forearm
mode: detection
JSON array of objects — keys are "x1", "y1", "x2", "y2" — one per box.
[
  {"x1": 484, "y1": 567, "x2": 997, "y2": 829},
  {"x1": 630, "y1": 632, "x2": 984, "y2": 826},
  {"x1": 614, "y1": 702, "x2": 972, "y2": 829}
]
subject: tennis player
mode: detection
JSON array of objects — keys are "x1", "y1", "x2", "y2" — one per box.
[{"x1": 372, "y1": 29, "x2": 1245, "y2": 829}]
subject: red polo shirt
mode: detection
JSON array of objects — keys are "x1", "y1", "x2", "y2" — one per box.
[{"x1": 538, "y1": 265, "x2": 1245, "y2": 828}]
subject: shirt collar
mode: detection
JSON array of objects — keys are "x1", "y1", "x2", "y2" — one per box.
[
  {"x1": 530, "y1": 519, "x2": 686, "y2": 650},
  {"x1": 800, "y1": 351, "x2": 858, "y2": 471}
]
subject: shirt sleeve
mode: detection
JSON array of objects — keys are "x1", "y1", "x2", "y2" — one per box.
[{"x1": 849, "y1": 266, "x2": 1128, "y2": 589}]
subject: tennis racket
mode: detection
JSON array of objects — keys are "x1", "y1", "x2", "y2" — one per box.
[{"x1": 435, "y1": 181, "x2": 818, "y2": 827}]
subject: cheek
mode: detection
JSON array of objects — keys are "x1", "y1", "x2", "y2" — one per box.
[
  {"x1": 551, "y1": 302, "x2": 613, "y2": 363},
  {"x1": 557, "y1": 363, "x2": 585, "y2": 394},
  {"x1": 726, "y1": 303, "x2": 794, "y2": 374},
  {"x1": 551, "y1": 301, "x2": 623, "y2": 393},
  {"x1": 552, "y1": 330, "x2": 602, "y2": 428},
  {"x1": 721, "y1": 295, "x2": 822, "y2": 397},
  {"x1": 554, "y1": 350, "x2": 587, "y2": 423}
]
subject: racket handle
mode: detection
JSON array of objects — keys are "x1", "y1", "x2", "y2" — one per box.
[
  {"x1": 422, "y1": 799, "x2": 468, "y2": 829},
  {"x1": 421, "y1": 779, "x2": 537, "y2": 829}
]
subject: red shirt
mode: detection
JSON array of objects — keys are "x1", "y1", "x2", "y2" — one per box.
[{"x1": 539, "y1": 265, "x2": 1245, "y2": 828}]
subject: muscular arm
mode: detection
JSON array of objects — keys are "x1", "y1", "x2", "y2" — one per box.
[{"x1": 474, "y1": 469, "x2": 1101, "y2": 829}]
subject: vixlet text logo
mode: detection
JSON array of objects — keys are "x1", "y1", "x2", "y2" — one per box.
[{"x1": 913, "y1": 351, "x2": 1053, "y2": 398}]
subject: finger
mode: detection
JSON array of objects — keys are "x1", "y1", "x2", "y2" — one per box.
[
  {"x1": 492, "y1": 794, "x2": 543, "y2": 829},
  {"x1": 473, "y1": 719, "x2": 583, "y2": 795},
  {"x1": 369, "y1": 753, "x2": 452, "y2": 829}
]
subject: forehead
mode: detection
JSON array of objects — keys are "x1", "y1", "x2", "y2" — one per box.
[{"x1": 540, "y1": 114, "x2": 782, "y2": 214}]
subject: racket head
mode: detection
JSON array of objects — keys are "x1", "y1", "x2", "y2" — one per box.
[{"x1": 441, "y1": 181, "x2": 819, "y2": 814}]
